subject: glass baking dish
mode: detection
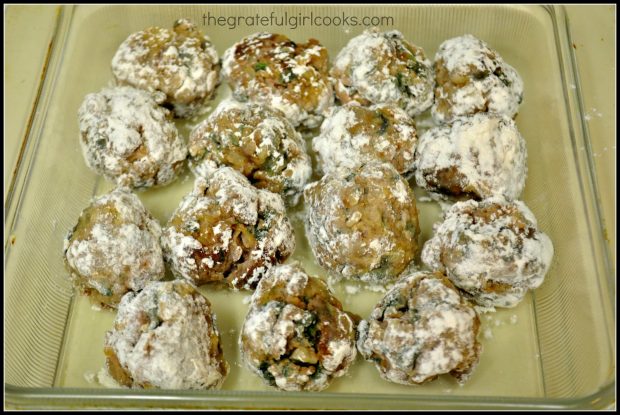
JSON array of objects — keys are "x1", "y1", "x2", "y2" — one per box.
[{"x1": 4, "y1": 4, "x2": 615, "y2": 410}]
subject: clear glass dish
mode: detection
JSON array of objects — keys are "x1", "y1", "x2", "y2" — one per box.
[{"x1": 4, "y1": 4, "x2": 615, "y2": 410}]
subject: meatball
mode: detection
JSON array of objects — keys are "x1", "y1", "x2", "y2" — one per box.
[
  {"x1": 413, "y1": 113, "x2": 527, "y2": 201},
  {"x1": 312, "y1": 103, "x2": 417, "y2": 175},
  {"x1": 188, "y1": 99, "x2": 312, "y2": 205},
  {"x1": 330, "y1": 28, "x2": 434, "y2": 117},
  {"x1": 304, "y1": 161, "x2": 420, "y2": 284},
  {"x1": 432, "y1": 34, "x2": 524, "y2": 124},
  {"x1": 63, "y1": 187, "x2": 164, "y2": 308},
  {"x1": 112, "y1": 18, "x2": 220, "y2": 118},
  {"x1": 78, "y1": 86, "x2": 187, "y2": 189},
  {"x1": 422, "y1": 197, "x2": 554, "y2": 308},
  {"x1": 161, "y1": 167, "x2": 295, "y2": 290},
  {"x1": 222, "y1": 32, "x2": 333, "y2": 128},
  {"x1": 357, "y1": 271, "x2": 481, "y2": 385},
  {"x1": 104, "y1": 280, "x2": 229, "y2": 389},
  {"x1": 240, "y1": 263, "x2": 358, "y2": 391}
]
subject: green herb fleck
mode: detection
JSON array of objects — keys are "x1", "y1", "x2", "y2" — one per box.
[
  {"x1": 410, "y1": 308, "x2": 420, "y2": 323},
  {"x1": 304, "y1": 323, "x2": 320, "y2": 344},
  {"x1": 178, "y1": 52, "x2": 194, "y2": 62},
  {"x1": 407, "y1": 58, "x2": 423, "y2": 75},
  {"x1": 280, "y1": 69, "x2": 297, "y2": 84},
  {"x1": 310, "y1": 363, "x2": 323, "y2": 379},
  {"x1": 495, "y1": 68, "x2": 512, "y2": 87},
  {"x1": 95, "y1": 138, "x2": 106, "y2": 148},
  {"x1": 254, "y1": 62, "x2": 268, "y2": 71},
  {"x1": 210, "y1": 133, "x2": 222, "y2": 148},
  {"x1": 259, "y1": 362, "x2": 276, "y2": 384},
  {"x1": 405, "y1": 221, "x2": 418, "y2": 235},
  {"x1": 378, "y1": 112, "x2": 390, "y2": 134},
  {"x1": 395, "y1": 72, "x2": 409, "y2": 93},
  {"x1": 229, "y1": 134, "x2": 240, "y2": 146},
  {"x1": 262, "y1": 155, "x2": 279, "y2": 174},
  {"x1": 499, "y1": 74, "x2": 511, "y2": 87},
  {"x1": 344, "y1": 172, "x2": 356, "y2": 182},
  {"x1": 474, "y1": 69, "x2": 490, "y2": 80},
  {"x1": 375, "y1": 256, "x2": 392, "y2": 275},
  {"x1": 148, "y1": 307, "x2": 161, "y2": 330},
  {"x1": 254, "y1": 209, "x2": 274, "y2": 240},
  {"x1": 184, "y1": 221, "x2": 200, "y2": 233}
]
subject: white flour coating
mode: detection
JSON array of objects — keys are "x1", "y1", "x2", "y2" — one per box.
[
  {"x1": 112, "y1": 19, "x2": 220, "y2": 118},
  {"x1": 432, "y1": 34, "x2": 524, "y2": 124},
  {"x1": 159, "y1": 227, "x2": 203, "y2": 280},
  {"x1": 240, "y1": 263, "x2": 357, "y2": 391},
  {"x1": 161, "y1": 167, "x2": 295, "y2": 290},
  {"x1": 83, "y1": 368, "x2": 127, "y2": 389},
  {"x1": 344, "y1": 284, "x2": 361, "y2": 295},
  {"x1": 414, "y1": 112, "x2": 527, "y2": 200},
  {"x1": 63, "y1": 188, "x2": 164, "y2": 305},
  {"x1": 97, "y1": 367, "x2": 126, "y2": 388},
  {"x1": 474, "y1": 304, "x2": 497, "y2": 315},
  {"x1": 104, "y1": 281, "x2": 228, "y2": 389},
  {"x1": 421, "y1": 197, "x2": 554, "y2": 308},
  {"x1": 210, "y1": 168, "x2": 260, "y2": 225},
  {"x1": 330, "y1": 29, "x2": 434, "y2": 117},
  {"x1": 189, "y1": 99, "x2": 312, "y2": 204},
  {"x1": 327, "y1": 274, "x2": 390, "y2": 295},
  {"x1": 357, "y1": 271, "x2": 481, "y2": 385},
  {"x1": 304, "y1": 161, "x2": 419, "y2": 283},
  {"x1": 312, "y1": 103, "x2": 417, "y2": 175},
  {"x1": 222, "y1": 32, "x2": 333, "y2": 128},
  {"x1": 78, "y1": 86, "x2": 186, "y2": 189}
]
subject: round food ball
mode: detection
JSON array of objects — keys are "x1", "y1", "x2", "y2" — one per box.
[
  {"x1": 413, "y1": 113, "x2": 527, "y2": 201},
  {"x1": 312, "y1": 103, "x2": 418, "y2": 175},
  {"x1": 112, "y1": 18, "x2": 220, "y2": 118},
  {"x1": 188, "y1": 99, "x2": 312, "y2": 205},
  {"x1": 63, "y1": 187, "x2": 164, "y2": 308},
  {"x1": 421, "y1": 197, "x2": 554, "y2": 308},
  {"x1": 330, "y1": 28, "x2": 434, "y2": 117},
  {"x1": 304, "y1": 161, "x2": 420, "y2": 284},
  {"x1": 78, "y1": 86, "x2": 187, "y2": 189},
  {"x1": 240, "y1": 263, "x2": 358, "y2": 391},
  {"x1": 104, "y1": 280, "x2": 229, "y2": 389},
  {"x1": 357, "y1": 271, "x2": 481, "y2": 385},
  {"x1": 432, "y1": 34, "x2": 524, "y2": 124},
  {"x1": 161, "y1": 167, "x2": 295, "y2": 290},
  {"x1": 222, "y1": 32, "x2": 333, "y2": 128}
]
